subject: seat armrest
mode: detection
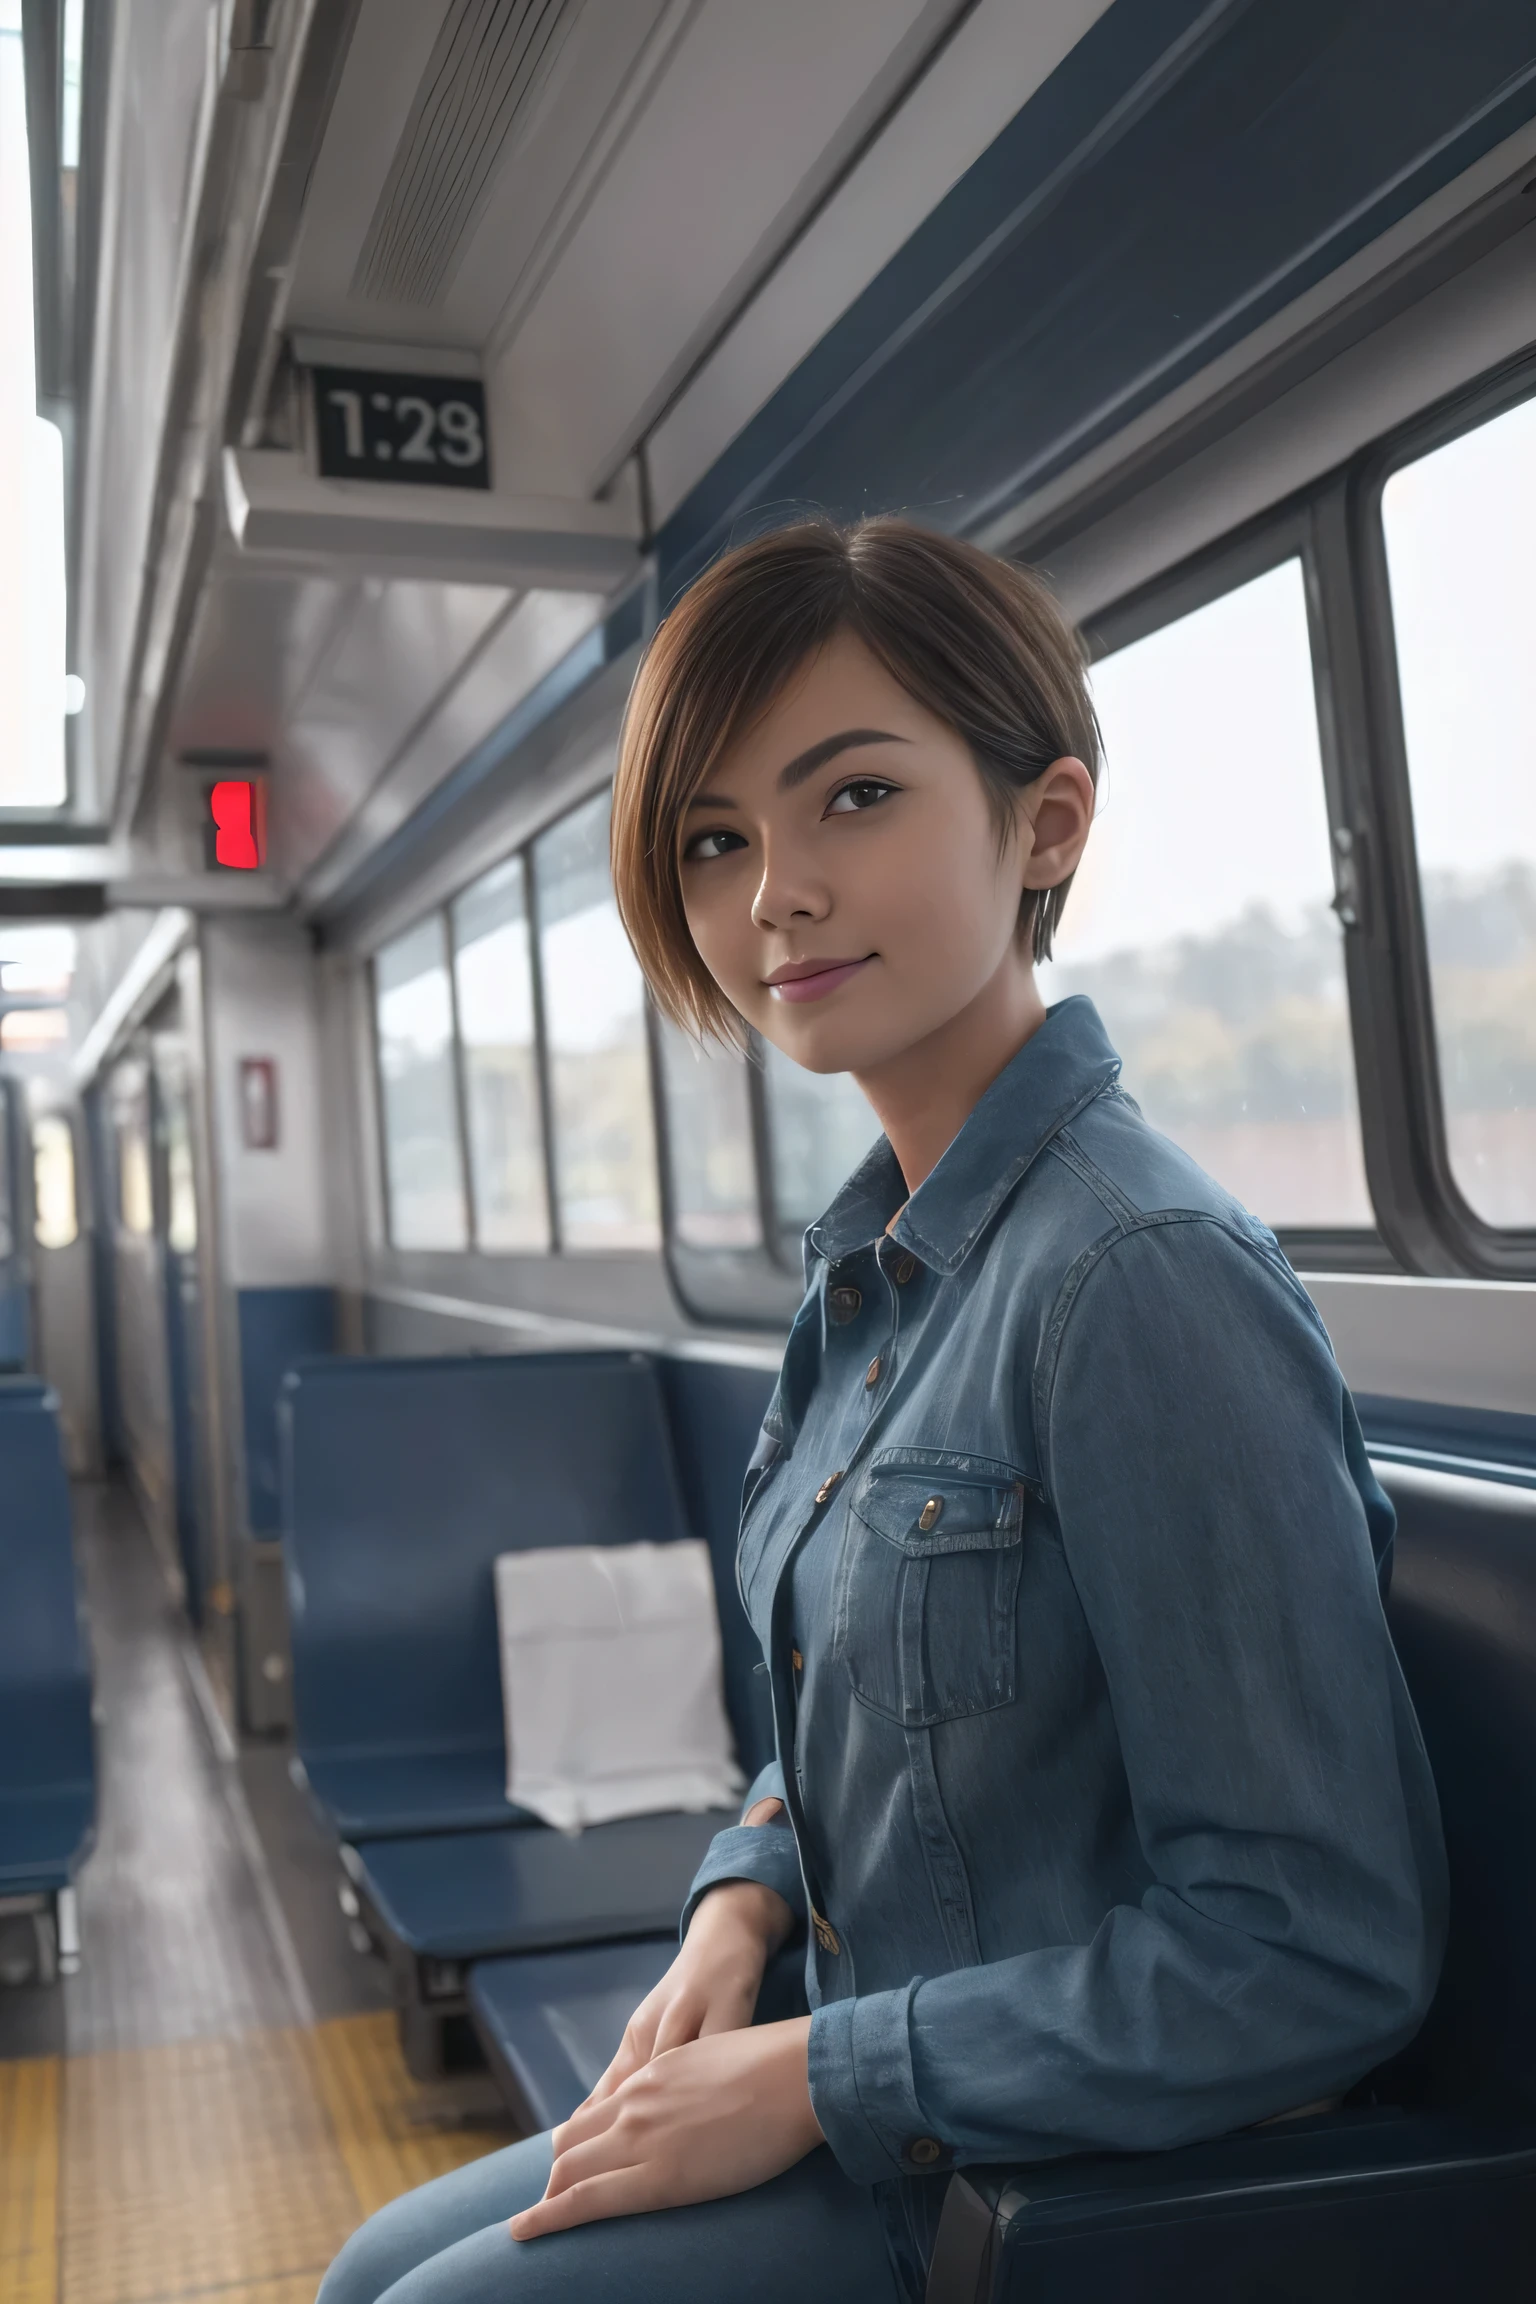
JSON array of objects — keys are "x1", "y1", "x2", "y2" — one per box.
[{"x1": 925, "y1": 2111, "x2": 1536, "y2": 2304}]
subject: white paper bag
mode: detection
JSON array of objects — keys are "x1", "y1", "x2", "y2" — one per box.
[{"x1": 494, "y1": 1539, "x2": 745, "y2": 1833}]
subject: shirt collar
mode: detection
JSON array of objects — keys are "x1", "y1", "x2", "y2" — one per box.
[{"x1": 807, "y1": 996, "x2": 1122, "y2": 1277}]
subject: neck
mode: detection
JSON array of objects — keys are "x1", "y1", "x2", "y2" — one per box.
[{"x1": 854, "y1": 961, "x2": 1048, "y2": 1195}]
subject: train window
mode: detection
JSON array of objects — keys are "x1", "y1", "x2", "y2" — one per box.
[
  {"x1": 1382, "y1": 392, "x2": 1536, "y2": 1229},
  {"x1": 32, "y1": 1112, "x2": 78, "y2": 1249},
  {"x1": 451, "y1": 856, "x2": 550, "y2": 1252},
  {"x1": 1044, "y1": 560, "x2": 1371, "y2": 1229},
  {"x1": 373, "y1": 916, "x2": 469, "y2": 1251},
  {"x1": 0, "y1": 1007, "x2": 69, "y2": 1049},
  {"x1": 761, "y1": 1040, "x2": 880, "y2": 1255},
  {"x1": 159, "y1": 1068, "x2": 198, "y2": 1255},
  {"x1": 533, "y1": 789, "x2": 660, "y2": 1251},
  {"x1": 654, "y1": 1020, "x2": 761, "y2": 1251},
  {"x1": 117, "y1": 1102, "x2": 153, "y2": 1235}
]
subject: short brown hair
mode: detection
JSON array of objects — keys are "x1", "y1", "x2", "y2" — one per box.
[{"x1": 612, "y1": 516, "x2": 1100, "y2": 1039}]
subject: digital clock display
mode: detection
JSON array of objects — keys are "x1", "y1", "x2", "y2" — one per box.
[{"x1": 312, "y1": 366, "x2": 491, "y2": 489}]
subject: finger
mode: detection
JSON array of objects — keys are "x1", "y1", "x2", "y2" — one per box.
[
  {"x1": 511, "y1": 2166, "x2": 662, "y2": 2241},
  {"x1": 548, "y1": 2089, "x2": 621, "y2": 2159},
  {"x1": 648, "y1": 1993, "x2": 713, "y2": 2059},
  {"x1": 583, "y1": 2038, "x2": 643, "y2": 2105}
]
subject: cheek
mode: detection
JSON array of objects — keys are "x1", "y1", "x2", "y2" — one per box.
[
  {"x1": 872, "y1": 815, "x2": 1016, "y2": 974},
  {"x1": 681, "y1": 878, "x2": 756, "y2": 999}
]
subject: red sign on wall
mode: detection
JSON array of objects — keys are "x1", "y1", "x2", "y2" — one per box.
[
  {"x1": 211, "y1": 779, "x2": 268, "y2": 869},
  {"x1": 239, "y1": 1059, "x2": 279, "y2": 1150}
]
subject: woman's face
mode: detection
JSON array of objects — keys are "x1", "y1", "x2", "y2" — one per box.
[{"x1": 678, "y1": 629, "x2": 1089, "y2": 1077}]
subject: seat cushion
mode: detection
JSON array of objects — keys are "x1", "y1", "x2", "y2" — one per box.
[
  {"x1": 0, "y1": 1784, "x2": 96, "y2": 1893},
  {"x1": 352, "y1": 1808, "x2": 731, "y2": 1960},
  {"x1": 301, "y1": 1747, "x2": 531, "y2": 1840},
  {"x1": 469, "y1": 1939, "x2": 677, "y2": 2127}
]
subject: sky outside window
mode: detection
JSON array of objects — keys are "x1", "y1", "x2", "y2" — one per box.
[{"x1": 0, "y1": 0, "x2": 68, "y2": 807}]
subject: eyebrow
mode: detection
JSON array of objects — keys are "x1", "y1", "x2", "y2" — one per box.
[{"x1": 685, "y1": 726, "x2": 909, "y2": 811}]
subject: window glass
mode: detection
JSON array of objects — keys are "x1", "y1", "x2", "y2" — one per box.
[
  {"x1": 1382, "y1": 394, "x2": 1536, "y2": 1229},
  {"x1": 374, "y1": 915, "x2": 467, "y2": 1251},
  {"x1": 761, "y1": 1041, "x2": 881, "y2": 1249},
  {"x1": 0, "y1": 1090, "x2": 12, "y2": 1258},
  {"x1": 1041, "y1": 559, "x2": 1370, "y2": 1229},
  {"x1": 452, "y1": 856, "x2": 549, "y2": 1251},
  {"x1": 116, "y1": 1101, "x2": 153, "y2": 1235},
  {"x1": 655, "y1": 1021, "x2": 761, "y2": 1250},
  {"x1": 157, "y1": 1063, "x2": 198, "y2": 1255},
  {"x1": 533, "y1": 789, "x2": 660, "y2": 1250},
  {"x1": 0, "y1": 1008, "x2": 68, "y2": 1049},
  {"x1": 33, "y1": 1112, "x2": 77, "y2": 1249}
]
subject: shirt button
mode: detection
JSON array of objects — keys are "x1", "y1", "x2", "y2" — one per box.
[
  {"x1": 814, "y1": 1470, "x2": 844, "y2": 1505},
  {"x1": 828, "y1": 1285, "x2": 862, "y2": 1324},
  {"x1": 893, "y1": 1253, "x2": 918, "y2": 1284},
  {"x1": 907, "y1": 2137, "x2": 944, "y2": 2166},
  {"x1": 864, "y1": 1356, "x2": 881, "y2": 1389},
  {"x1": 918, "y1": 1495, "x2": 944, "y2": 1532}
]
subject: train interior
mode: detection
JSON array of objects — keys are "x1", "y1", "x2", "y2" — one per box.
[{"x1": 1, "y1": 1, "x2": 1535, "y2": 2298}]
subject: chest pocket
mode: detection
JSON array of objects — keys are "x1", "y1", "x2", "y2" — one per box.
[{"x1": 833, "y1": 1449, "x2": 1027, "y2": 1727}]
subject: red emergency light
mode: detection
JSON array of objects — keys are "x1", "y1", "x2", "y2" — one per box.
[{"x1": 211, "y1": 778, "x2": 268, "y2": 869}]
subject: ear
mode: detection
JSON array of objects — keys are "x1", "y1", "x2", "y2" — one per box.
[{"x1": 1019, "y1": 757, "x2": 1095, "y2": 892}]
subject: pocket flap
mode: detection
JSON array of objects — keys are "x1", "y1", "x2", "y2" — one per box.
[{"x1": 852, "y1": 1449, "x2": 1026, "y2": 1555}]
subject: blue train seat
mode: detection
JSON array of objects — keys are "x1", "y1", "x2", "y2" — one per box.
[
  {"x1": 280, "y1": 1349, "x2": 698, "y2": 1840},
  {"x1": 348, "y1": 1806, "x2": 729, "y2": 1964},
  {"x1": 468, "y1": 1939, "x2": 678, "y2": 2127},
  {"x1": 468, "y1": 1933, "x2": 811, "y2": 2130},
  {"x1": 0, "y1": 1375, "x2": 51, "y2": 1408},
  {"x1": 0, "y1": 1391, "x2": 95, "y2": 1900},
  {"x1": 926, "y1": 1458, "x2": 1536, "y2": 2304}
]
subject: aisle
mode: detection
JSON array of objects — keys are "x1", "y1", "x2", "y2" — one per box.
[{"x1": 0, "y1": 1486, "x2": 508, "y2": 2304}]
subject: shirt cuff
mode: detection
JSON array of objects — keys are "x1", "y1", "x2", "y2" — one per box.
[
  {"x1": 679, "y1": 1822, "x2": 807, "y2": 1938},
  {"x1": 810, "y1": 1984, "x2": 952, "y2": 2185}
]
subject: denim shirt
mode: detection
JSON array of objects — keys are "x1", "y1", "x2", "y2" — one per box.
[{"x1": 683, "y1": 998, "x2": 1446, "y2": 2232}]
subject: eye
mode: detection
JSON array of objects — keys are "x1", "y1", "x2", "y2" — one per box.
[
  {"x1": 825, "y1": 777, "x2": 898, "y2": 816},
  {"x1": 682, "y1": 826, "x2": 749, "y2": 863}
]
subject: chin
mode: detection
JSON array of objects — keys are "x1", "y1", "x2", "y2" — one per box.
[{"x1": 761, "y1": 1009, "x2": 923, "y2": 1079}]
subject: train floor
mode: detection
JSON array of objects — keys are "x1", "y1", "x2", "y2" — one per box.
[{"x1": 1, "y1": 1481, "x2": 517, "y2": 2304}]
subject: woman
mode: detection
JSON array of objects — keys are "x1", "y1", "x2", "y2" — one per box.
[{"x1": 321, "y1": 519, "x2": 1445, "y2": 2304}]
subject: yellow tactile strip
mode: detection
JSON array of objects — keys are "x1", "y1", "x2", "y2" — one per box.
[
  {"x1": 1, "y1": 2057, "x2": 62, "y2": 2304},
  {"x1": 7, "y1": 2014, "x2": 505, "y2": 2304}
]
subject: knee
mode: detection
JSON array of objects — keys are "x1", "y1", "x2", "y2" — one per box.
[{"x1": 317, "y1": 2195, "x2": 427, "y2": 2304}]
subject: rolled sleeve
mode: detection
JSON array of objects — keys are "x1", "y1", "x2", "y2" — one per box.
[
  {"x1": 809, "y1": 1983, "x2": 934, "y2": 2183},
  {"x1": 678, "y1": 1760, "x2": 808, "y2": 1938}
]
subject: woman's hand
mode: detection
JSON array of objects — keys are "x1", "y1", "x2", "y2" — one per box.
[
  {"x1": 508, "y1": 2018, "x2": 822, "y2": 2239},
  {"x1": 582, "y1": 1803, "x2": 794, "y2": 2106}
]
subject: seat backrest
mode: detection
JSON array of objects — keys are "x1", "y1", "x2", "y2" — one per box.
[
  {"x1": 280, "y1": 1350, "x2": 694, "y2": 1770},
  {"x1": 1382, "y1": 1461, "x2": 1536, "y2": 2110},
  {"x1": 0, "y1": 1397, "x2": 93, "y2": 1795},
  {"x1": 657, "y1": 1353, "x2": 778, "y2": 1777},
  {"x1": 0, "y1": 1375, "x2": 51, "y2": 1408}
]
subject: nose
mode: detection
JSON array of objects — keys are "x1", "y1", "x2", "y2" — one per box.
[{"x1": 751, "y1": 830, "x2": 831, "y2": 932}]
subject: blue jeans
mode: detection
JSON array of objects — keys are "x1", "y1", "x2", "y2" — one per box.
[{"x1": 317, "y1": 2131, "x2": 898, "y2": 2304}]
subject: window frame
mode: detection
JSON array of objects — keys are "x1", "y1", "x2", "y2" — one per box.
[
  {"x1": 1077, "y1": 349, "x2": 1536, "y2": 1281},
  {"x1": 1342, "y1": 348, "x2": 1536, "y2": 1278},
  {"x1": 448, "y1": 856, "x2": 559, "y2": 1255},
  {"x1": 1079, "y1": 502, "x2": 1394, "y2": 1272},
  {"x1": 529, "y1": 787, "x2": 665, "y2": 1259},
  {"x1": 368, "y1": 916, "x2": 472, "y2": 1256}
]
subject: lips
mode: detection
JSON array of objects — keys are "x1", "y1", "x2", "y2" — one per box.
[{"x1": 764, "y1": 956, "x2": 873, "y2": 1004}]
